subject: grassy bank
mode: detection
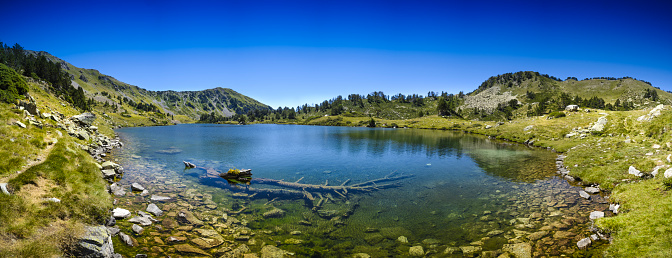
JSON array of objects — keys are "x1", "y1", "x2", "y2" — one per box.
[
  {"x1": 0, "y1": 81, "x2": 115, "y2": 257},
  {"x1": 0, "y1": 137, "x2": 112, "y2": 256}
]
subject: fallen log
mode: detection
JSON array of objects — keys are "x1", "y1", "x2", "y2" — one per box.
[
  {"x1": 193, "y1": 163, "x2": 414, "y2": 202},
  {"x1": 250, "y1": 177, "x2": 409, "y2": 193}
]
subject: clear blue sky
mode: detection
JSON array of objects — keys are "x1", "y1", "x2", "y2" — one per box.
[{"x1": 2, "y1": 0, "x2": 671, "y2": 108}]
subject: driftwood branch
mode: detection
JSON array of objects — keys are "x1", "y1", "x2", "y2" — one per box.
[{"x1": 195, "y1": 163, "x2": 414, "y2": 203}]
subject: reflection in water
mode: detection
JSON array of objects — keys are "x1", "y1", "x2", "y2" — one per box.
[{"x1": 112, "y1": 124, "x2": 608, "y2": 257}]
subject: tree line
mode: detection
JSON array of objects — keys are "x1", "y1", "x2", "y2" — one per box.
[{"x1": 0, "y1": 42, "x2": 89, "y2": 110}]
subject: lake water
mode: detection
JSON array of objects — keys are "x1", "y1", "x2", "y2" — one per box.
[{"x1": 112, "y1": 124, "x2": 608, "y2": 257}]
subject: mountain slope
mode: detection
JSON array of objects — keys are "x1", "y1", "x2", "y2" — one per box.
[{"x1": 26, "y1": 50, "x2": 271, "y2": 120}]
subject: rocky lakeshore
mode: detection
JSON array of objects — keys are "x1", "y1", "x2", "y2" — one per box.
[{"x1": 100, "y1": 130, "x2": 616, "y2": 258}]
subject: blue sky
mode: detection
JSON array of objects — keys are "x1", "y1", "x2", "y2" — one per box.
[{"x1": 2, "y1": 0, "x2": 671, "y2": 108}]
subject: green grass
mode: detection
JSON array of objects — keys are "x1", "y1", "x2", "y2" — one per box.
[
  {"x1": 596, "y1": 177, "x2": 672, "y2": 257},
  {"x1": 1, "y1": 137, "x2": 111, "y2": 256},
  {"x1": 0, "y1": 104, "x2": 49, "y2": 177}
]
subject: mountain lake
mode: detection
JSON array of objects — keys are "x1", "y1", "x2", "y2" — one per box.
[{"x1": 110, "y1": 124, "x2": 609, "y2": 257}]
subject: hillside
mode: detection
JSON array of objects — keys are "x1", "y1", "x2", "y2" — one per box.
[
  {"x1": 27, "y1": 50, "x2": 271, "y2": 122},
  {"x1": 463, "y1": 71, "x2": 672, "y2": 113}
]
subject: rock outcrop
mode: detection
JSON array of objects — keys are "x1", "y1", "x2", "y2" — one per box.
[
  {"x1": 637, "y1": 104, "x2": 664, "y2": 122},
  {"x1": 74, "y1": 225, "x2": 115, "y2": 258}
]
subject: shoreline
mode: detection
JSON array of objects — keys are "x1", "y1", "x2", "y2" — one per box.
[{"x1": 107, "y1": 122, "x2": 615, "y2": 257}]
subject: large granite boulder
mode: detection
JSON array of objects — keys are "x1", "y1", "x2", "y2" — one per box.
[
  {"x1": 74, "y1": 225, "x2": 115, "y2": 258},
  {"x1": 72, "y1": 112, "x2": 96, "y2": 126}
]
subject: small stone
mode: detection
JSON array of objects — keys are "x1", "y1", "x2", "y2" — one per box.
[
  {"x1": 129, "y1": 215, "x2": 152, "y2": 226},
  {"x1": 106, "y1": 216, "x2": 116, "y2": 227},
  {"x1": 112, "y1": 208, "x2": 131, "y2": 219},
  {"x1": 397, "y1": 236, "x2": 408, "y2": 243},
  {"x1": 43, "y1": 197, "x2": 61, "y2": 203},
  {"x1": 109, "y1": 183, "x2": 126, "y2": 196},
  {"x1": 409, "y1": 246, "x2": 424, "y2": 257},
  {"x1": 590, "y1": 211, "x2": 605, "y2": 220},
  {"x1": 584, "y1": 187, "x2": 600, "y2": 194},
  {"x1": 577, "y1": 237, "x2": 592, "y2": 249},
  {"x1": 628, "y1": 166, "x2": 643, "y2": 177},
  {"x1": 579, "y1": 190, "x2": 590, "y2": 200},
  {"x1": 0, "y1": 183, "x2": 9, "y2": 195},
  {"x1": 609, "y1": 204, "x2": 620, "y2": 214},
  {"x1": 14, "y1": 121, "x2": 26, "y2": 128},
  {"x1": 101, "y1": 169, "x2": 116, "y2": 179},
  {"x1": 664, "y1": 168, "x2": 672, "y2": 178},
  {"x1": 101, "y1": 161, "x2": 118, "y2": 170},
  {"x1": 132, "y1": 224, "x2": 144, "y2": 235}
]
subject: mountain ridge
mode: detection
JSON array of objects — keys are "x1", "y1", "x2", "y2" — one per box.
[{"x1": 25, "y1": 50, "x2": 272, "y2": 120}]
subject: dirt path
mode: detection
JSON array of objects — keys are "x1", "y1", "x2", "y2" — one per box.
[{"x1": 0, "y1": 135, "x2": 58, "y2": 183}]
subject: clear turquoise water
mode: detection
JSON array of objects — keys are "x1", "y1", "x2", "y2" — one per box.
[{"x1": 114, "y1": 124, "x2": 603, "y2": 256}]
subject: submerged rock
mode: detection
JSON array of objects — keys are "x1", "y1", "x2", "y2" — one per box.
[
  {"x1": 397, "y1": 236, "x2": 408, "y2": 243},
  {"x1": 579, "y1": 191, "x2": 590, "y2": 199},
  {"x1": 409, "y1": 246, "x2": 424, "y2": 257},
  {"x1": 150, "y1": 195, "x2": 171, "y2": 202},
  {"x1": 129, "y1": 215, "x2": 152, "y2": 226},
  {"x1": 131, "y1": 183, "x2": 145, "y2": 191},
  {"x1": 260, "y1": 245, "x2": 294, "y2": 258},
  {"x1": 132, "y1": 224, "x2": 144, "y2": 235},
  {"x1": 316, "y1": 209, "x2": 338, "y2": 219},
  {"x1": 174, "y1": 244, "x2": 211, "y2": 256},
  {"x1": 146, "y1": 203, "x2": 163, "y2": 217},
  {"x1": 118, "y1": 232, "x2": 136, "y2": 247},
  {"x1": 178, "y1": 210, "x2": 204, "y2": 226},
  {"x1": 191, "y1": 237, "x2": 224, "y2": 249},
  {"x1": 262, "y1": 208, "x2": 285, "y2": 218},
  {"x1": 502, "y1": 243, "x2": 531, "y2": 258},
  {"x1": 528, "y1": 231, "x2": 548, "y2": 241},
  {"x1": 577, "y1": 237, "x2": 592, "y2": 249},
  {"x1": 459, "y1": 246, "x2": 482, "y2": 256}
]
